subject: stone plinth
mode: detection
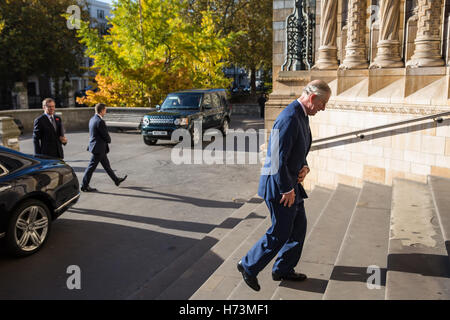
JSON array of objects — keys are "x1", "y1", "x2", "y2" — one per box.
[
  {"x1": 369, "y1": 68, "x2": 405, "y2": 96},
  {"x1": 337, "y1": 69, "x2": 369, "y2": 95},
  {"x1": 405, "y1": 67, "x2": 447, "y2": 101}
]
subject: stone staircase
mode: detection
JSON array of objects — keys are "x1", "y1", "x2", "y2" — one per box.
[
  {"x1": 127, "y1": 176, "x2": 450, "y2": 300},
  {"x1": 183, "y1": 176, "x2": 450, "y2": 300}
]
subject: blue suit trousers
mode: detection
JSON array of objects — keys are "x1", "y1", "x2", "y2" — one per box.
[
  {"x1": 241, "y1": 198, "x2": 307, "y2": 277},
  {"x1": 82, "y1": 152, "x2": 118, "y2": 188}
]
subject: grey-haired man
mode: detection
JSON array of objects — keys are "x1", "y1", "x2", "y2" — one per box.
[{"x1": 237, "y1": 80, "x2": 331, "y2": 291}]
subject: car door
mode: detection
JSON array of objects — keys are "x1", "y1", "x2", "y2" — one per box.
[
  {"x1": 0, "y1": 158, "x2": 15, "y2": 235},
  {"x1": 201, "y1": 93, "x2": 214, "y2": 129},
  {"x1": 210, "y1": 92, "x2": 223, "y2": 128}
]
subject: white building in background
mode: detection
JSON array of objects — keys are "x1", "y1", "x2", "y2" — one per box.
[
  {"x1": 70, "y1": 0, "x2": 112, "y2": 93},
  {"x1": 11, "y1": 0, "x2": 112, "y2": 109},
  {"x1": 47, "y1": 0, "x2": 112, "y2": 106}
]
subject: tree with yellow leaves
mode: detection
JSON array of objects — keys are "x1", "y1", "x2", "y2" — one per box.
[{"x1": 77, "y1": 0, "x2": 234, "y2": 108}]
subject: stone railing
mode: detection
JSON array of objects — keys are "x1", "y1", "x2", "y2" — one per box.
[{"x1": 0, "y1": 108, "x2": 95, "y2": 134}]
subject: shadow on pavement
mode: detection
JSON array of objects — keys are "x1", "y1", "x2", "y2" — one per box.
[
  {"x1": 68, "y1": 207, "x2": 237, "y2": 234},
  {"x1": 96, "y1": 186, "x2": 242, "y2": 209},
  {"x1": 0, "y1": 219, "x2": 203, "y2": 299}
]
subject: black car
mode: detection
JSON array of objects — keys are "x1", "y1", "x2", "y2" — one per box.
[
  {"x1": 141, "y1": 89, "x2": 232, "y2": 145},
  {"x1": 0, "y1": 146, "x2": 80, "y2": 256}
]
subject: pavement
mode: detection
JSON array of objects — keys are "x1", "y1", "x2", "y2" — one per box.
[{"x1": 0, "y1": 115, "x2": 264, "y2": 299}]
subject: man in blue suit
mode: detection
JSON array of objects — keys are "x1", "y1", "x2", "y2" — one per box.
[
  {"x1": 33, "y1": 98, "x2": 67, "y2": 159},
  {"x1": 237, "y1": 80, "x2": 331, "y2": 291},
  {"x1": 81, "y1": 103, "x2": 127, "y2": 192}
]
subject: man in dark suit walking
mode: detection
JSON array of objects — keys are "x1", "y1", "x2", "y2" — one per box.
[
  {"x1": 81, "y1": 103, "x2": 127, "y2": 192},
  {"x1": 237, "y1": 80, "x2": 331, "y2": 291},
  {"x1": 33, "y1": 98, "x2": 67, "y2": 159}
]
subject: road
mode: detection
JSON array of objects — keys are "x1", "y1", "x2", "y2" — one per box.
[{"x1": 0, "y1": 115, "x2": 264, "y2": 299}]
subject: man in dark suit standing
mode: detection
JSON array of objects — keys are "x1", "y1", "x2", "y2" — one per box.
[
  {"x1": 258, "y1": 93, "x2": 267, "y2": 118},
  {"x1": 237, "y1": 80, "x2": 331, "y2": 291},
  {"x1": 81, "y1": 103, "x2": 127, "y2": 192},
  {"x1": 33, "y1": 98, "x2": 67, "y2": 159}
]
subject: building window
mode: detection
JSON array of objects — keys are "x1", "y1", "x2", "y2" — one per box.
[{"x1": 97, "y1": 9, "x2": 105, "y2": 19}]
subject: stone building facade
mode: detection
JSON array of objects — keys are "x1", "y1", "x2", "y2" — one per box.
[{"x1": 269, "y1": 0, "x2": 450, "y2": 190}]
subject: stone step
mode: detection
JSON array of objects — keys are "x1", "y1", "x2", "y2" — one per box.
[
  {"x1": 386, "y1": 179, "x2": 450, "y2": 300},
  {"x1": 191, "y1": 186, "x2": 334, "y2": 300},
  {"x1": 127, "y1": 196, "x2": 263, "y2": 300},
  {"x1": 323, "y1": 182, "x2": 392, "y2": 300},
  {"x1": 225, "y1": 216, "x2": 275, "y2": 300},
  {"x1": 227, "y1": 186, "x2": 336, "y2": 300},
  {"x1": 154, "y1": 200, "x2": 268, "y2": 300},
  {"x1": 428, "y1": 175, "x2": 450, "y2": 260},
  {"x1": 271, "y1": 184, "x2": 361, "y2": 300}
]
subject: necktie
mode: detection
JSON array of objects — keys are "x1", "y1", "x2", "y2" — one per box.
[{"x1": 50, "y1": 116, "x2": 56, "y2": 131}]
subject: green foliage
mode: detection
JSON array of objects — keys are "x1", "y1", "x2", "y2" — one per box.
[
  {"x1": 186, "y1": 0, "x2": 273, "y2": 92},
  {"x1": 0, "y1": 0, "x2": 88, "y2": 85},
  {"x1": 0, "y1": 14, "x2": 4, "y2": 34},
  {"x1": 77, "y1": 0, "x2": 235, "y2": 108},
  {"x1": 231, "y1": 0, "x2": 272, "y2": 72}
]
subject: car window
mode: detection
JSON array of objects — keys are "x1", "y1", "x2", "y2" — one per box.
[
  {"x1": 211, "y1": 93, "x2": 221, "y2": 109},
  {"x1": 0, "y1": 153, "x2": 32, "y2": 174},
  {"x1": 161, "y1": 93, "x2": 202, "y2": 110},
  {"x1": 202, "y1": 94, "x2": 212, "y2": 109}
]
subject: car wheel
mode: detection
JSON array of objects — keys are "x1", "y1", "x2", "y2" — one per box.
[
  {"x1": 221, "y1": 118, "x2": 229, "y2": 136},
  {"x1": 6, "y1": 199, "x2": 51, "y2": 257},
  {"x1": 143, "y1": 136, "x2": 157, "y2": 145},
  {"x1": 191, "y1": 126, "x2": 201, "y2": 146}
]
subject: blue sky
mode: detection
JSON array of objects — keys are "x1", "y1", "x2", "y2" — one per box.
[{"x1": 99, "y1": 0, "x2": 114, "y2": 5}]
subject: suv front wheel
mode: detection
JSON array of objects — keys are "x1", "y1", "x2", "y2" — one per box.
[
  {"x1": 144, "y1": 136, "x2": 157, "y2": 145},
  {"x1": 221, "y1": 118, "x2": 229, "y2": 136},
  {"x1": 191, "y1": 126, "x2": 201, "y2": 146}
]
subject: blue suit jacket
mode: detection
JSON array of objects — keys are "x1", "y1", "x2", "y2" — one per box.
[
  {"x1": 258, "y1": 100, "x2": 312, "y2": 201},
  {"x1": 33, "y1": 113, "x2": 64, "y2": 159},
  {"x1": 87, "y1": 114, "x2": 111, "y2": 154}
]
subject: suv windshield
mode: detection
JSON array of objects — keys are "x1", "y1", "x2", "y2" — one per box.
[{"x1": 161, "y1": 93, "x2": 202, "y2": 110}]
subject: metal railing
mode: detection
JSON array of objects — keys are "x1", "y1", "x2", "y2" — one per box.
[{"x1": 311, "y1": 111, "x2": 450, "y2": 151}]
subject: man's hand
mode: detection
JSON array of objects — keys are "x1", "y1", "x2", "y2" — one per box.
[
  {"x1": 280, "y1": 189, "x2": 296, "y2": 208},
  {"x1": 297, "y1": 166, "x2": 310, "y2": 184},
  {"x1": 60, "y1": 136, "x2": 68, "y2": 145}
]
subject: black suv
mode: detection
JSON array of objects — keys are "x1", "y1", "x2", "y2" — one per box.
[{"x1": 141, "y1": 89, "x2": 231, "y2": 145}]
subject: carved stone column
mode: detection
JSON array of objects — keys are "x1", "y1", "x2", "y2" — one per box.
[
  {"x1": 313, "y1": 0, "x2": 338, "y2": 69},
  {"x1": 370, "y1": 0, "x2": 404, "y2": 68},
  {"x1": 339, "y1": 0, "x2": 368, "y2": 69},
  {"x1": 406, "y1": 0, "x2": 444, "y2": 67}
]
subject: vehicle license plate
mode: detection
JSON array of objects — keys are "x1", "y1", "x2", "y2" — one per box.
[{"x1": 152, "y1": 131, "x2": 168, "y2": 135}]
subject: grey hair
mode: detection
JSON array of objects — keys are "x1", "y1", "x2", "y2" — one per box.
[
  {"x1": 302, "y1": 81, "x2": 331, "y2": 99},
  {"x1": 42, "y1": 97, "x2": 55, "y2": 107}
]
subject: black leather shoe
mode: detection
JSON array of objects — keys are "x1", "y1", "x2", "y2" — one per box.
[
  {"x1": 272, "y1": 271, "x2": 307, "y2": 282},
  {"x1": 81, "y1": 186, "x2": 97, "y2": 192},
  {"x1": 115, "y1": 175, "x2": 128, "y2": 186},
  {"x1": 237, "y1": 260, "x2": 260, "y2": 292}
]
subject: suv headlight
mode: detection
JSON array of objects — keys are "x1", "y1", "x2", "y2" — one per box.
[
  {"x1": 174, "y1": 118, "x2": 188, "y2": 125},
  {"x1": 143, "y1": 117, "x2": 150, "y2": 126}
]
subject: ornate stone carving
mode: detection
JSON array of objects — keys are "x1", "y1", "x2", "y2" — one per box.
[
  {"x1": 313, "y1": 0, "x2": 338, "y2": 69},
  {"x1": 327, "y1": 101, "x2": 450, "y2": 115},
  {"x1": 406, "y1": 0, "x2": 444, "y2": 67},
  {"x1": 339, "y1": 0, "x2": 369, "y2": 69},
  {"x1": 370, "y1": 0, "x2": 404, "y2": 68}
]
